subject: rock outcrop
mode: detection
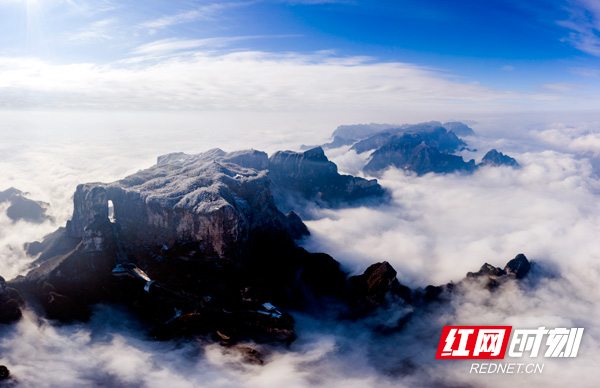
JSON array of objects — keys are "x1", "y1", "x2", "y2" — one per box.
[
  {"x1": 0, "y1": 365, "x2": 9, "y2": 381},
  {"x1": 503, "y1": 253, "x2": 531, "y2": 279},
  {"x1": 364, "y1": 129, "x2": 475, "y2": 175},
  {"x1": 361, "y1": 255, "x2": 531, "y2": 305},
  {"x1": 0, "y1": 276, "x2": 24, "y2": 324},
  {"x1": 269, "y1": 147, "x2": 385, "y2": 207},
  {"x1": 349, "y1": 261, "x2": 411, "y2": 307},
  {"x1": 466, "y1": 253, "x2": 531, "y2": 289},
  {"x1": 480, "y1": 149, "x2": 519, "y2": 168}
]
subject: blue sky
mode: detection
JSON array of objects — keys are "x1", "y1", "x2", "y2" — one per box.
[{"x1": 0, "y1": 0, "x2": 598, "y2": 114}]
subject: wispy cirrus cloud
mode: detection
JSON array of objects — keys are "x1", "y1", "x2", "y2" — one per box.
[
  {"x1": 138, "y1": 2, "x2": 254, "y2": 32},
  {"x1": 558, "y1": 0, "x2": 600, "y2": 56},
  {"x1": 69, "y1": 18, "x2": 117, "y2": 43},
  {"x1": 130, "y1": 35, "x2": 297, "y2": 56}
]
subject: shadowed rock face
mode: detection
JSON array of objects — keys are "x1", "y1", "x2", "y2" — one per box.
[
  {"x1": 0, "y1": 365, "x2": 9, "y2": 381},
  {"x1": 66, "y1": 186, "x2": 109, "y2": 239},
  {"x1": 269, "y1": 147, "x2": 385, "y2": 206},
  {"x1": 504, "y1": 253, "x2": 531, "y2": 279}
]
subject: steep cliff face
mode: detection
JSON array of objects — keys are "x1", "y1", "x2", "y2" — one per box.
[
  {"x1": 66, "y1": 149, "x2": 306, "y2": 259},
  {"x1": 269, "y1": 147, "x2": 385, "y2": 206},
  {"x1": 66, "y1": 185, "x2": 109, "y2": 238}
]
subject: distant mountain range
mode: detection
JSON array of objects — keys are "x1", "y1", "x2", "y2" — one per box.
[{"x1": 303, "y1": 121, "x2": 518, "y2": 175}]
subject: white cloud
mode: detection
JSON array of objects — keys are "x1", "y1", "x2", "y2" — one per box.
[
  {"x1": 501, "y1": 65, "x2": 515, "y2": 71},
  {"x1": 0, "y1": 51, "x2": 575, "y2": 113},
  {"x1": 531, "y1": 121, "x2": 600, "y2": 155}
]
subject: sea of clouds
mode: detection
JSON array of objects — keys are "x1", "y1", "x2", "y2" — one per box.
[{"x1": 0, "y1": 110, "x2": 599, "y2": 387}]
